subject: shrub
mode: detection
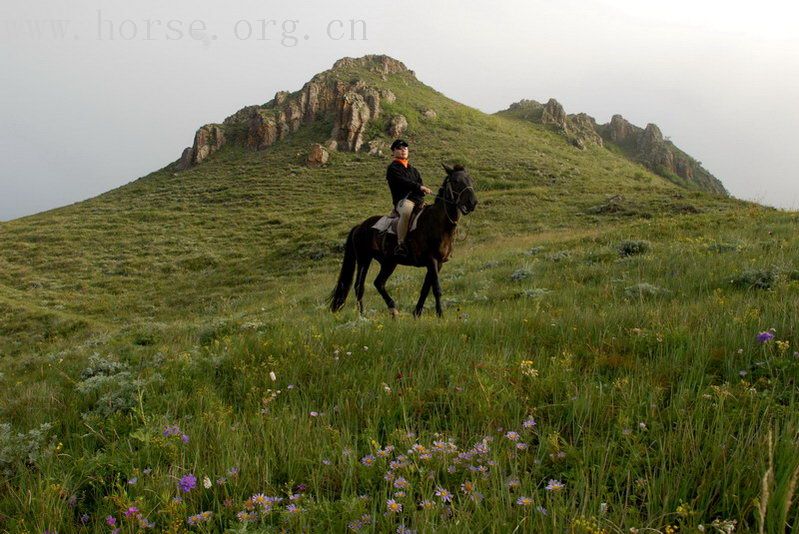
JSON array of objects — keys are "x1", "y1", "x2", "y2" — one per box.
[
  {"x1": 617, "y1": 240, "x2": 650, "y2": 257},
  {"x1": 0, "y1": 422, "x2": 55, "y2": 477},
  {"x1": 624, "y1": 283, "x2": 668, "y2": 299},
  {"x1": 731, "y1": 269, "x2": 776, "y2": 290}
]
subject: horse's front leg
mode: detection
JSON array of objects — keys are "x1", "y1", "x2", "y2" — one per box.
[
  {"x1": 429, "y1": 259, "x2": 444, "y2": 317},
  {"x1": 414, "y1": 264, "x2": 435, "y2": 318}
]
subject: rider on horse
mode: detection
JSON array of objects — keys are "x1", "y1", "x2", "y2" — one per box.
[{"x1": 386, "y1": 139, "x2": 432, "y2": 256}]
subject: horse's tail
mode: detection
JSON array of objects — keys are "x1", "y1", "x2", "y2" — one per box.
[{"x1": 329, "y1": 226, "x2": 358, "y2": 312}]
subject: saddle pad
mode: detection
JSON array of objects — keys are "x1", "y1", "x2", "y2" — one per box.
[{"x1": 371, "y1": 205, "x2": 424, "y2": 234}]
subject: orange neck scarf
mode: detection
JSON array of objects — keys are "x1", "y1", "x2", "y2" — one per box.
[{"x1": 393, "y1": 158, "x2": 409, "y2": 168}]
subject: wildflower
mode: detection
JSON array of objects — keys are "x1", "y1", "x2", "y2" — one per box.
[
  {"x1": 394, "y1": 490, "x2": 407, "y2": 498},
  {"x1": 386, "y1": 499, "x2": 403, "y2": 513},
  {"x1": 237, "y1": 511, "x2": 258, "y2": 523},
  {"x1": 269, "y1": 371, "x2": 277, "y2": 381},
  {"x1": 286, "y1": 504, "x2": 303, "y2": 514},
  {"x1": 309, "y1": 411, "x2": 319, "y2": 417},
  {"x1": 397, "y1": 526, "x2": 415, "y2": 534},
  {"x1": 435, "y1": 487, "x2": 453, "y2": 502},
  {"x1": 202, "y1": 476, "x2": 212, "y2": 489},
  {"x1": 227, "y1": 466, "x2": 239, "y2": 476},
  {"x1": 536, "y1": 506, "x2": 548, "y2": 515},
  {"x1": 106, "y1": 516, "x2": 117, "y2": 526},
  {"x1": 507, "y1": 478, "x2": 521, "y2": 490},
  {"x1": 216, "y1": 477, "x2": 226, "y2": 485},
  {"x1": 128, "y1": 477, "x2": 138, "y2": 485},
  {"x1": 516, "y1": 496, "x2": 533, "y2": 506},
  {"x1": 393, "y1": 477, "x2": 410, "y2": 489},
  {"x1": 447, "y1": 465, "x2": 457, "y2": 474},
  {"x1": 180, "y1": 434, "x2": 189, "y2": 444},
  {"x1": 470, "y1": 491, "x2": 484, "y2": 503},
  {"x1": 545, "y1": 479, "x2": 565, "y2": 492},
  {"x1": 516, "y1": 442, "x2": 529, "y2": 450},
  {"x1": 360, "y1": 454, "x2": 376, "y2": 466},
  {"x1": 411, "y1": 443, "x2": 429, "y2": 455},
  {"x1": 460, "y1": 480, "x2": 476, "y2": 494},
  {"x1": 186, "y1": 511, "x2": 212, "y2": 525},
  {"x1": 505, "y1": 431, "x2": 520, "y2": 441},
  {"x1": 322, "y1": 458, "x2": 332, "y2": 465},
  {"x1": 757, "y1": 330, "x2": 775, "y2": 343},
  {"x1": 776, "y1": 340, "x2": 790, "y2": 353},
  {"x1": 178, "y1": 473, "x2": 197, "y2": 493},
  {"x1": 520, "y1": 360, "x2": 539, "y2": 377},
  {"x1": 80, "y1": 514, "x2": 89, "y2": 525},
  {"x1": 523, "y1": 417, "x2": 537, "y2": 429},
  {"x1": 124, "y1": 507, "x2": 140, "y2": 518},
  {"x1": 419, "y1": 499, "x2": 435, "y2": 510},
  {"x1": 163, "y1": 425, "x2": 181, "y2": 437}
]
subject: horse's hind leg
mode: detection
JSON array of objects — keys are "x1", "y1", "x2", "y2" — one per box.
[
  {"x1": 354, "y1": 256, "x2": 372, "y2": 316},
  {"x1": 373, "y1": 261, "x2": 399, "y2": 317}
]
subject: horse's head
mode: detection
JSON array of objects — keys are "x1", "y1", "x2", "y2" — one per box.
[{"x1": 441, "y1": 163, "x2": 478, "y2": 215}]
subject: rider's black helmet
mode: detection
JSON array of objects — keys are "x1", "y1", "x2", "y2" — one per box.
[{"x1": 390, "y1": 139, "x2": 409, "y2": 150}]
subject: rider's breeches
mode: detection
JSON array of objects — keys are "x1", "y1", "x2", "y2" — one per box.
[{"x1": 396, "y1": 199, "x2": 414, "y2": 244}]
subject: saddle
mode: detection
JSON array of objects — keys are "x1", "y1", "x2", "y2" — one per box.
[
  {"x1": 371, "y1": 203, "x2": 425, "y2": 235},
  {"x1": 371, "y1": 204, "x2": 425, "y2": 256}
]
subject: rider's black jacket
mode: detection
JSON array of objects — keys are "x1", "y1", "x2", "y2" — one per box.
[{"x1": 386, "y1": 160, "x2": 425, "y2": 206}]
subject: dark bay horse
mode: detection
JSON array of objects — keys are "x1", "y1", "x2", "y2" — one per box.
[{"x1": 329, "y1": 164, "x2": 478, "y2": 318}]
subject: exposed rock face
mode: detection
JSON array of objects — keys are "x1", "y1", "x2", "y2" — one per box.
[
  {"x1": 174, "y1": 55, "x2": 416, "y2": 170},
  {"x1": 541, "y1": 98, "x2": 568, "y2": 129},
  {"x1": 333, "y1": 91, "x2": 372, "y2": 151},
  {"x1": 505, "y1": 99, "x2": 602, "y2": 150},
  {"x1": 388, "y1": 115, "x2": 408, "y2": 137},
  {"x1": 422, "y1": 108, "x2": 437, "y2": 119},
  {"x1": 190, "y1": 124, "x2": 225, "y2": 165},
  {"x1": 499, "y1": 99, "x2": 727, "y2": 195},
  {"x1": 307, "y1": 143, "x2": 329, "y2": 167}
]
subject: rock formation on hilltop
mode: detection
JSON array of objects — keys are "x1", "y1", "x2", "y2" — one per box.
[
  {"x1": 498, "y1": 99, "x2": 727, "y2": 195},
  {"x1": 174, "y1": 55, "x2": 415, "y2": 170}
]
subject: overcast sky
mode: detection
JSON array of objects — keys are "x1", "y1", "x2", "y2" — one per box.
[{"x1": 1, "y1": 0, "x2": 797, "y2": 221}]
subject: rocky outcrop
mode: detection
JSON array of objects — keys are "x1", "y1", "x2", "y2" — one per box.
[
  {"x1": 388, "y1": 115, "x2": 408, "y2": 137},
  {"x1": 181, "y1": 124, "x2": 225, "y2": 167},
  {"x1": 174, "y1": 55, "x2": 416, "y2": 170},
  {"x1": 422, "y1": 108, "x2": 437, "y2": 119},
  {"x1": 368, "y1": 139, "x2": 386, "y2": 157},
  {"x1": 307, "y1": 143, "x2": 329, "y2": 167},
  {"x1": 498, "y1": 99, "x2": 727, "y2": 195},
  {"x1": 506, "y1": 98, "x2": 603, "y2": 150}
]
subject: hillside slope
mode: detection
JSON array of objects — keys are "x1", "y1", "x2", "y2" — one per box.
[{"x1": 1, "y1": 56, "x2": 798, "y2": 532}]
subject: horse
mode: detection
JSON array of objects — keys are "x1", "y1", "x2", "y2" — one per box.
[{"x1": 328, "y1": 163, "x2": 478, "y2": 318}]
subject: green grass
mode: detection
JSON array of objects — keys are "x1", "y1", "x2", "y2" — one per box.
[{"x1": 1, "y1": 59, "x2": 798, "y2": 533}]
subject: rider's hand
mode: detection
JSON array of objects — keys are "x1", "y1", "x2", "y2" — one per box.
[{"x1": 421, "y1": 186, "x2": 432, "y2": 195}]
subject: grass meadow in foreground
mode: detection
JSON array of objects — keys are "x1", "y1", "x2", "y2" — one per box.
[{"x1": 2, "y1": 207, "x2": 799, "y2": 533}]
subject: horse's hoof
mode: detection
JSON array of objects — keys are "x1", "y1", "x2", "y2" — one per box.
[{"x1": 389, "y1": 307, "x2": 399, "y2": 318}]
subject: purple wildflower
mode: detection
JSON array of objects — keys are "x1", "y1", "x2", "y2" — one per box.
[
  {"x1": 545, "y1": 479, "x2": 565, "y2": 492},
  {"x1": 386, "y1": 499, "x2": 403, "y2": 514},
  {"x1": 523, "y1": 417, "x2": 537, "y2": 428},
  {"x1": 516, "y1": 496, "x2": 533, "y2": 506},
  {"x1": 106, "y1": 516, "x2": 117, "y2": 526},
  {"x1": 435, "y1": 487, "x2": 453, "y2": 502},
  {"x1": 178, "y1": 473, "x2": 197, "y2": 493},
  {"x1": 124, "y1": 506, "x2": 140, "y2": 518},
  {"x1": 757, "y1": 330, "x2": 775, "y2": 343}
]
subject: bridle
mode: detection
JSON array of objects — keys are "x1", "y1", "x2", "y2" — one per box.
[{"x1": 436, "y1": 174, "x2": 475, "y2": 225}]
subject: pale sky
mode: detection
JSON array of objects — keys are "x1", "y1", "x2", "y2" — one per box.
[{"x1": 1, "y1": 0, "x2": 797, "y2": 221}]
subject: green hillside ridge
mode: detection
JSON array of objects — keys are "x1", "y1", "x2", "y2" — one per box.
[{"x1": 1, "y1": 55, "x2": 798, "y2": 532}]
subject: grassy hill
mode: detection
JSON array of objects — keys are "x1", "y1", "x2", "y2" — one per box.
[{"x1": 1, "y1": 55, "x2": 798, "y2": 532}]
